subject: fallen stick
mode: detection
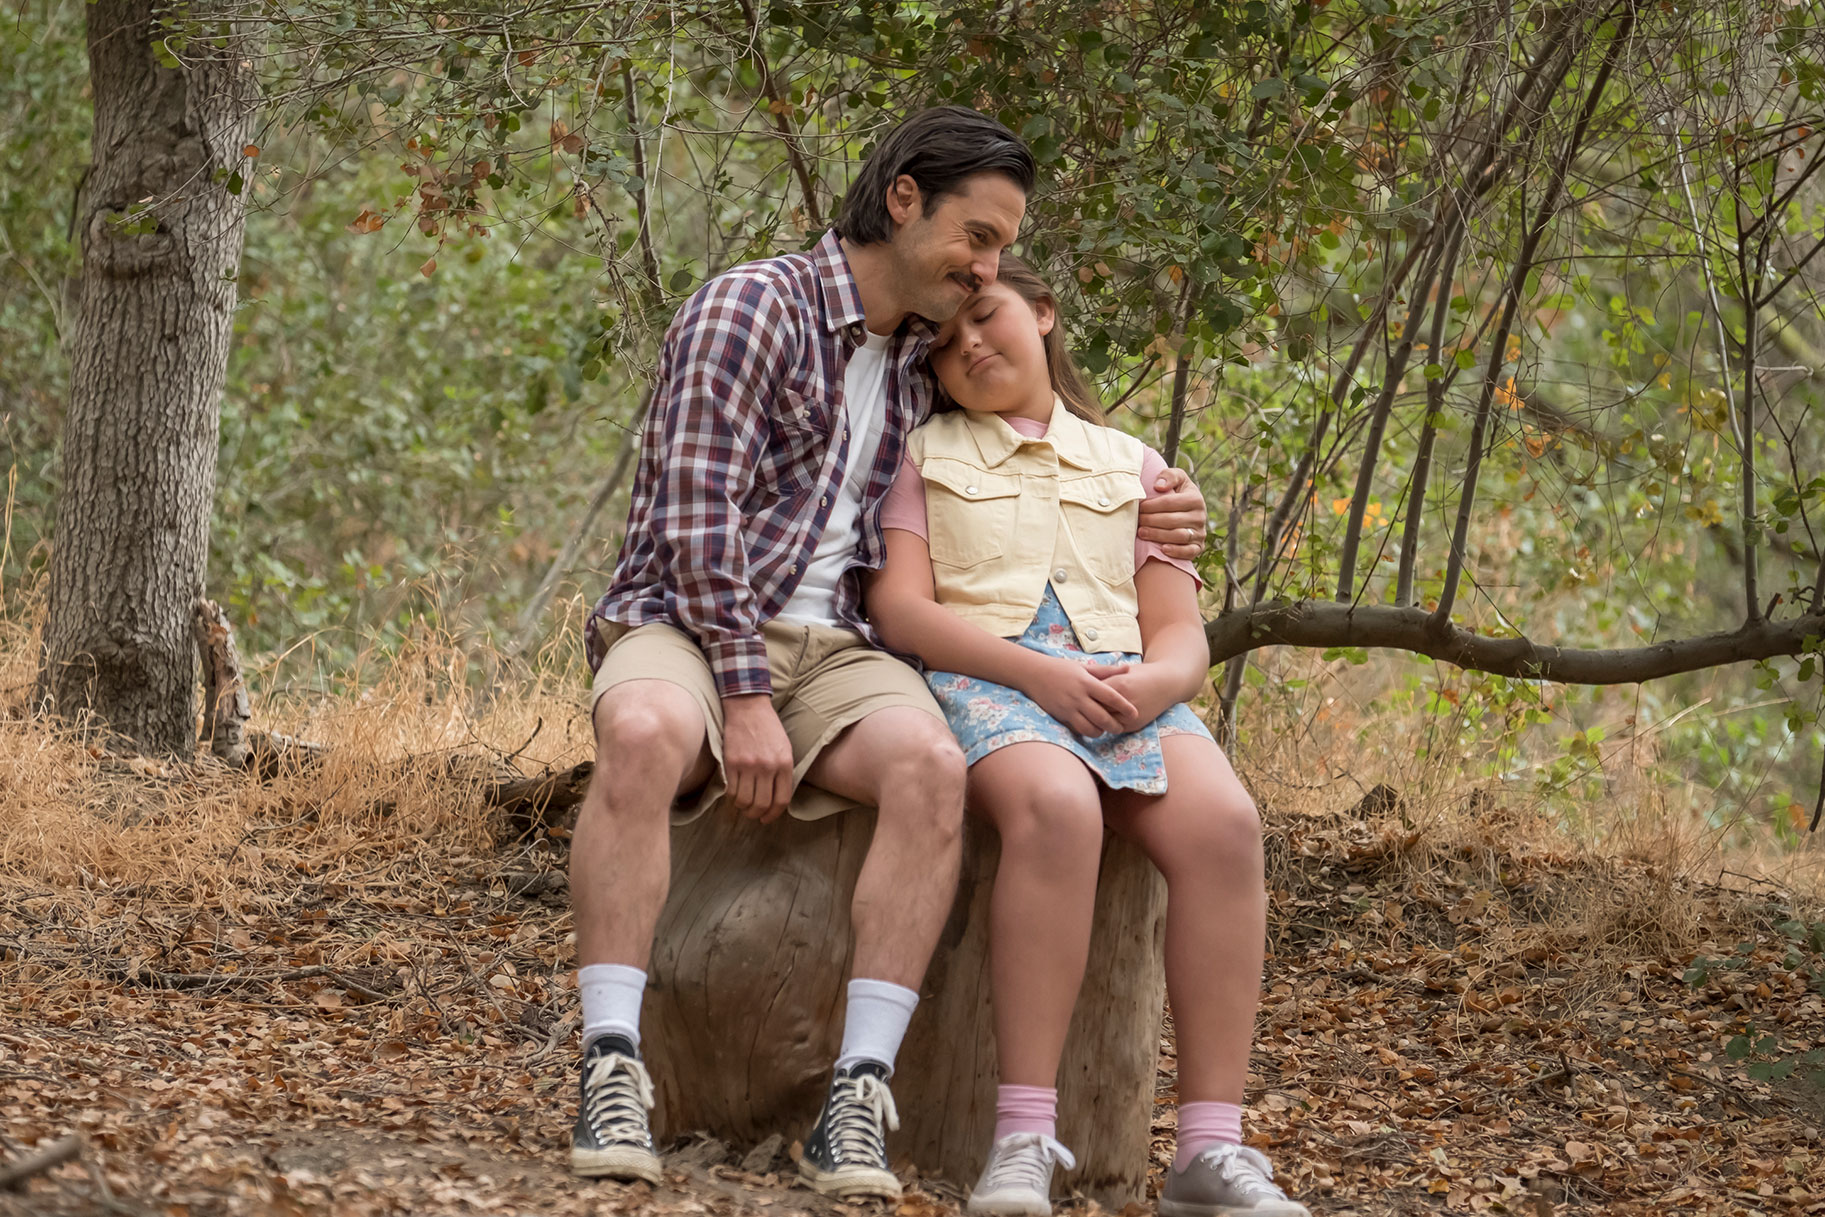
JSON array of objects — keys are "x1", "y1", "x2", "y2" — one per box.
[
  {"x1": 118, "y1": 964, "x2": 393, "y2": 1002},
  {"x1": 0, "y1": 1134, "x2": 81, "y2": 1191}
]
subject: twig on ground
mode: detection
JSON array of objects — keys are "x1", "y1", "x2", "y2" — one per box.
[
  {"x1": 119, "y1": 964, "x2": 393, "y2": 1002},
  {"x1": 0, "y1": 1135, "x2": 82, "y2": 1192}
]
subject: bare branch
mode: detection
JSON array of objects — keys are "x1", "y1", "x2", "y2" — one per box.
[
  {"x1": 1434, "y1": 1, "x2": 1632, "y2": 629},
  {"x1": 509, "y1": 392, "x2": 649, "y2": 657},
  {"x1": 1161, "y1": 275, "x2": 1198, "y2": 466},
  {"x1": 1206, "y1": 600, "x2": 1825, "y2": 684},
  {"x1": 1336, "y1": 228, "x2": 1449, "y2": 601},
  {"x1": 621, "y1": 59, "x2": 662, "y2": 310},
  {"x1": 1397, "y1": 217, "x2": 1466, "y2": 606},
  {"x1": 735, "y1": 0, "x2": 824, "y2": 231}
]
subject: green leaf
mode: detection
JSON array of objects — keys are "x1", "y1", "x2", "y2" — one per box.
[{"x1": 1454, "y1": 349, "x2": 1477, "y2": 371}]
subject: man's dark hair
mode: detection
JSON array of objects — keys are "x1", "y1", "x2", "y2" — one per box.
[{"x1": 835, "y1": 106, "x2": 1037, "y2": 245}]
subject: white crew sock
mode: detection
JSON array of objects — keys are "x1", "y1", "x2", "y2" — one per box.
[
  {"x1": 834, "y1": 978, "x2": 920, "y2": 1076},
  {"x1": 579, "y1": 963, "x2": 647, "y2": 1051}
]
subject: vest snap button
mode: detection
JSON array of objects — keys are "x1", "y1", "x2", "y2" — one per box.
[
  {"x1": 965, "y1": 485, "x2": 979, "y2": 495},
  {"x1": 1098, "y1": 496, "x2": 1110, "y2": 506},
  {"x1": 1053, "y1": 568, "x2": 1068, "y2": 582},
  {"x1": 1085, "y1": 628, "x2": 1099, "y2": 641}
]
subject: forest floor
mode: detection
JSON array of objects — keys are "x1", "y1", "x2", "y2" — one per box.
[{"x1": 5, "y1": 763, "x2": 1823, "y2": 1217}]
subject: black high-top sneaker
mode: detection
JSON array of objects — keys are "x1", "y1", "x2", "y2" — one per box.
[
  {"x1": 570, "y1": 1034, "x2": 662, "y2": 1184},
  {"x1": 797, "y1": 1060, "x2": 902, "y2": 1199}
]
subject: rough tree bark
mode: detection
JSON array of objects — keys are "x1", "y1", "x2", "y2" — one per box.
[
  {"x1": 643, "y1": 805, "x2": 1168, "y2": 1206},
  {"x1": 36, "y1": 1, "x2": 256, "y2": 753}
]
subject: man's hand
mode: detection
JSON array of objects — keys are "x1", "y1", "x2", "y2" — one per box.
[
  {"x1": 1136, "y1": 466, "x2": 1209, "y2": 561},
  {"x1": 722, "y1": 694, "x2": 795, "y2": 822}
]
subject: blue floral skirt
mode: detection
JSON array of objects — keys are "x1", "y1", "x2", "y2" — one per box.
[{"x1": 925, "y1": 586, "x2": 1214, "y2": 795}]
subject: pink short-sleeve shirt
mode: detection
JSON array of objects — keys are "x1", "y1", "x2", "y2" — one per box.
[{"x1": 877, "y1": 414, "x2": 1200, "y2": 585}]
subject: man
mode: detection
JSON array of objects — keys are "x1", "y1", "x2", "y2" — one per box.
[{"x1": 568, "y1": 106, "x2": 1209, "y2": 1200}]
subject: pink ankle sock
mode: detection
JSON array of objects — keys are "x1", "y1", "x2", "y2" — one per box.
[
  {"x1": 1173, "y1": 1101, "x2": 1244, "y2": 1170},
  {"x1": 994, "y1": 1084, "x2": 1058, "y2": 1140}
]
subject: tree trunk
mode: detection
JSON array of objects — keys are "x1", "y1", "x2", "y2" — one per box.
[
  {"x1": 645, "y1": 805, "x2": 1168, "y2": 1206},
  {"x1": 36, "y1": 1, "x2": 255, "y2": 753}
]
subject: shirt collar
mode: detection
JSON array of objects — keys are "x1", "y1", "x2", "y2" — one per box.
[
  {"x1": 967, "y1": 398, "x2": 1097, "y2": 470},
  {"x1": 811, "y1": 230, "x2": 867, "y2": 336},
  {"x1": 812, "y1": 229, "x2": 939, "y2": 350}
]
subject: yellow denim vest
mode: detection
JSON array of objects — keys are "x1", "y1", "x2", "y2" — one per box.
[{"x1": 907, "y1": 402, "x2": 1145, "y2": 652}]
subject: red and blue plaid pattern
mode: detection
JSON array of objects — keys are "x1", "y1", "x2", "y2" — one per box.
[{"x1": 586, "y1": 231, "x2": 935, "y2": 697}]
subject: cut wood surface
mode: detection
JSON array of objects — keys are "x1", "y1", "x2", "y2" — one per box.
[{"x1": 641, "y1": 803, "x2": 1167, "y2": 1205}]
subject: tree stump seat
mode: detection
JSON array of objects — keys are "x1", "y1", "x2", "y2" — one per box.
[{"x1": 644, "y1": 802, "x2": 1169, "y2": 1205}]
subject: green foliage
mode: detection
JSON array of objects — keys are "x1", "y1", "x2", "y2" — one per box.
[
  {"x1": 3, "y1": 0, "x2": 1823, "y2": 847},
  {"x1": 1687, "y1": 919, "x2": 1825, "y2": 1090},
  {"x1": 0, "y1": 6, "x2": 88, "y2": 585}
]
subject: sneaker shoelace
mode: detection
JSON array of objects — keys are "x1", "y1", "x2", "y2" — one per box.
[
  {"x1": 826, "y1": 1073, "x2": 901, "y2": 1166},
  {"x1": 981, "y1": 1133, "x2": 1077, "y2": 1194},
  {"x1": 1193, "y1": 1143, "x2": 1289, "y2": 1201},
  {"x1": 583, "y1": 1050, "x2": 656, "y2": 1148}
]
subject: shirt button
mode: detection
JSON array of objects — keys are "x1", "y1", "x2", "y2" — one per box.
[
  {"x1": 1053, "y1": 568, "x2": 1068, "y2": 583},
  {"x1": 820, "y1": 496, "x2": 829, "y2": 508},
  {"x1": 1085, "y1": 628, "x2": 1099, "y2": 641},
  {"x1": 789, "y1": 564, "x2": 798, "y2": 575}
]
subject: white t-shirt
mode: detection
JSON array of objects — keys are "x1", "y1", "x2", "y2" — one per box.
[{"x1": 774, "y1": 330, "x2": 893, "y2": 628}]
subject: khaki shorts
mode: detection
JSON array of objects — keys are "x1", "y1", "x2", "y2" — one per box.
[{"x1": 589, "y1": 619, "x2": 946, "y2": 823}]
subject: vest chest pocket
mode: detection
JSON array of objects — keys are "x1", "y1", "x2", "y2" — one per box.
[
  {"x1": 1060, "y1": 472, "x2": 1144, "y2": 584},
  {"x1": 920, "y1": 459, "x2": 1021, "y2": 570}
]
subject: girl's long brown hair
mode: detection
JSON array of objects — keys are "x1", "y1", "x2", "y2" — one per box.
[{"x1": 935, "y1": 254, "x2": 1106, "y2": 425}]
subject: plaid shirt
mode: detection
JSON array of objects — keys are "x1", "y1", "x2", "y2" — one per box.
[{"x1": 586, "y1": 230, "x2": 936, "y2": 698}]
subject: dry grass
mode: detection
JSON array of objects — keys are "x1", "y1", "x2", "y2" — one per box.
[
  {"x1": 3, "y1": 586, "x2": 1820, "y2": 981},
  {"x1": 0, "y1": 593, "x2": 595, "y2": 904}
]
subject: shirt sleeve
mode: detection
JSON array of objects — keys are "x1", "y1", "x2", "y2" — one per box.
[
  {"x1": 877, "y1": 453, "x2": 929, "y2": 540},
  {"x1": 1137, "y1": 445, "x2": 1203, "y2": 588},
  {"x1": 648, "y1": 274, "x2": 796, "y2": 698}
]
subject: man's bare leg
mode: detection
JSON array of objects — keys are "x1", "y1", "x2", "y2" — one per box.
[
  {"x1": 792, "y1": 706, "x2": 966, "y2": 1200},
  {"x1": 569, "y1": 678, "x2": 714, "y2": 1183},
  {"x1": 570, "y1": 679, "x2": 715, "y2": 970},
  {"x1": 804, "y1": 706, "x2": 968, "y2": 988}
]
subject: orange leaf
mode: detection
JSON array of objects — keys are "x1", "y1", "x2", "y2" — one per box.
[
  {"x1": 419, "y1": 257, "x2": 437, "y2": 277},
  {"x1": 242, "y1": 144, "x2": 260, "y2": 158}
]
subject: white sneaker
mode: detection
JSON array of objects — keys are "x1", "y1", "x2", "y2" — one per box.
[
  {"x1": 966, "y1": 1133, "x2": 1077, "y2": 1217},
  {"x1": 1159, "y1": 1143, "x2": 1309, "y2": 1217}
]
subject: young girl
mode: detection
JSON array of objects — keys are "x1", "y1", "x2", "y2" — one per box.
[{"x1": 866, "y1": 258, "x2": 1306, "y2": 1217}]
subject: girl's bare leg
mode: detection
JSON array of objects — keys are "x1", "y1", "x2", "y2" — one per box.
[
  {"x1": 1103, "y1": 733, "x2": 1265, "y2": 1103},
  {"x1": 967, "y1": 741, "x2": 1106, "y2": 1086}
]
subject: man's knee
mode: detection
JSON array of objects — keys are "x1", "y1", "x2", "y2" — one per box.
[
  {"x1": 884, "y1": 723, "x2": 967, "y2": 808},
  {"x1": 592, "y1": 682, "x2": 708, "y2": 785},
  {"x1": 874, "y1": 723, "x2": 967, "y2": 843}
]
